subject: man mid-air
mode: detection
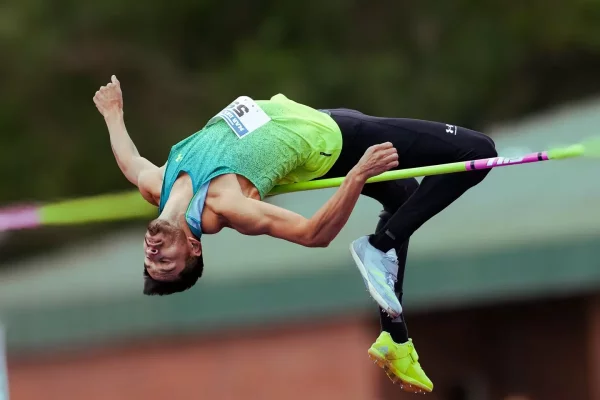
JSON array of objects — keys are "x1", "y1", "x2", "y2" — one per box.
[{"x1": 94, "y1": 75, "x2": 497, "y2": 394}]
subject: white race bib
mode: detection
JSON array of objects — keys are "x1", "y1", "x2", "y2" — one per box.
[{"x1": 211, "y1": 96, "x2": 271, "y2": 139}]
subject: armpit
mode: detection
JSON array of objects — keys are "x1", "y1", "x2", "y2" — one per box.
[{"x1": 137, "y1": 169, "x2": 163, "y2": 206}]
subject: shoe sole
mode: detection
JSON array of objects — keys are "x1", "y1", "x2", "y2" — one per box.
[
  {"x1": 349, "y1": 242, "x2": 401, "y2": 318},
  {"x1": 368, "y1": 348, "x2": 432, "y2": 395}
]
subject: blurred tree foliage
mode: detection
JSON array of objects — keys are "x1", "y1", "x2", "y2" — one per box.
[
  {"x1": 3, "y1": 0, "x2": 600, "y2": 205},
  {"x1": 2, "y1": 0, "x2": 600, "y2": 262}
]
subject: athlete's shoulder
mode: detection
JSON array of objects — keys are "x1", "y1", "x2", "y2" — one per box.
[
  {"x1": 267, "y1": 93, "x2": 299, "y2": 104},
  {"x1": 269, "y1": 93, "x2": 289, "y2": 101},
  {"x1": 261, "y1": 93, "x2": 317, "y2": 112}
]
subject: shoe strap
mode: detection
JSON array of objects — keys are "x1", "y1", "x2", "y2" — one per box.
[{"x1": 409, "y1": 346, "x2": 419, "y2": 362}]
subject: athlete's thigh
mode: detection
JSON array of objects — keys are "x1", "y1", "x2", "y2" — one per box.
[
  {"x1": 324, "y1": 108, "x2": 411, "y2": 178},
  {"x1": 355, "y1": 115, "x2": 465, "y2": 168},
  {"x1": 328, "y1": 109, "x2": 437, "y2": 173},
  {"x1": 329, "y1": 108, "x2": 415, "y2": 151},
  {"x1": 329, "y1": 108, "x2": 493, "y2": 169}
]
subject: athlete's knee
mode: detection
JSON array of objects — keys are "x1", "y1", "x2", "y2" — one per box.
[
  {"x1": 409, "y1": 178, "x2": 420, "y2": 195},
  {"x1": 463, "y1": 133, "x2": 497, "y2": 186},
  {"x1": 381, "y1": 178, "x2": 420, "y2": 213},
  {"x1": 397, "y1": 178, "x2": 419, "y2": 199},
  {"x1": 470, "y1": 132, "x2": 497, "y2": 159},
  {"x1": 374, "y1": 178, "x2": 420, "y2": 232}
]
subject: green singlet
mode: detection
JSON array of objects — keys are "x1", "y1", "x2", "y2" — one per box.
[{"x1": 158, "y1": 94, "x2": 343, "y2": 238}]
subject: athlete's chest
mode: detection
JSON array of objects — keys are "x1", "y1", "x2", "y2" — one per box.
[{"x1": 200, "y1": 174, "x2": 260, "y2": 235}]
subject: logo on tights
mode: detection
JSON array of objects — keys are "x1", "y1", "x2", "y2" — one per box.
[{"x1": 446, "y1": 124, "x2": 457, "y2": 135}]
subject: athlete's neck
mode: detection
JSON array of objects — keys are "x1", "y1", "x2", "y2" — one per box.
[{"x1": 158, "y1": 173, "x2": 194, "y2": 225}]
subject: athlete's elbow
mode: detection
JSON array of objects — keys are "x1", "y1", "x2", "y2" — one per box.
[
  {"x1": 306, "y1": 237, "x2": 332, "y2": 248},
  {"x1": 295, "y1": 229, "x2": 328, "y2": 248},
  {"x1": 297, "y1": 222, "x2": 331, "y2": 248},
  {"x1": 296, "y1": 232, "x2": 325, "y2": 247},
  {"x1": 304, "y1": 230, "x2": 333, "y2": 248}
]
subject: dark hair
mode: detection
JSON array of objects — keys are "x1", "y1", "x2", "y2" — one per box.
[{"x1": 143, "y1": 254, "x2": 204, "y2": 296}]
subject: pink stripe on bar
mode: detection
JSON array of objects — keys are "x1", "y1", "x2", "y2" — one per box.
[
  {"x1": 465, "y1": 151, "x2": 549, "y2": 171},
  {"x1": 0, "y1": 206, "x2": 41, "y2": 232}
]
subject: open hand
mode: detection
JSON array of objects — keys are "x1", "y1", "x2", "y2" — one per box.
[
  {"x1": 355, "y1": 142, "x2": 399, "y2": 179},
  {"x1": 93, "y1": 75, "x2": 123, "y2": 118}
]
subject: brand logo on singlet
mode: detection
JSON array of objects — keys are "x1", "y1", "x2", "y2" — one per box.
[{"x1": 214, "y1": 96, "x2": 271, "y2": 139}]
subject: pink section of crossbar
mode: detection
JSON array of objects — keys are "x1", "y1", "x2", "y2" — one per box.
[
  {"x1": 465, "y1": 151, "x2": 549, "y2": 171},
  {"x1": 0, "y1": 206, "x2": 40, "y2": 232}
]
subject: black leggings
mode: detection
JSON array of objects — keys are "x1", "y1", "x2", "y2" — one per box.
[
  {"x1": 321, "y1": 108, "x2": 497, "y2": 339},
  {"x1": 322, "y1": 108, "x2": 497, "y2": 242}
]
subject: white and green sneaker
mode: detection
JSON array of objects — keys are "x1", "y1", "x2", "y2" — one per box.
[{"x1": 350, "y1": 235, "x2": 401, "y2": 318}]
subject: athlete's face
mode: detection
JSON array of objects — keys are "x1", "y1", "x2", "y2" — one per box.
[{"x1": 143, "y1": 219, "x2": 197, "y2": 281}]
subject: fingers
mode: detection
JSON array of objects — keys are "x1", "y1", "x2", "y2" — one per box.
[
  {"x1": 373, "y1": 142, "x2": 393, "y2": 149},
  {"x1": 93, "y1": 75, "x2": 121, "y2": 102},
  {"x1": 96, "y1": 76, "x2": 120, "y2": 94},
  {"x1": 93, "y1": 87, "x2": 106, "y2": 101},
  {"x1": 368, "y1": 142, "x2": 395, "y2": 152},
  {"x1": 383, "y1": 150, "x2": 399, "y2": 167},
  {"x1": 376, "y1": 145, "x2": 399, "y2": 170},
  {"x1": 366, "y1": 143, "x2": 395, "y2": 156},
  {"x1": 95, "y1": 86, "x2": 108, "y2": 98},
  {"x1": 377, "y1": 147, "x2": 398, "y2": 160},
  {"x1": 357, "y1": 142, "x2": 399, "y2": 178},
  {"x1": 383, "y1": 152, "x2": 398, "y2": 163}
]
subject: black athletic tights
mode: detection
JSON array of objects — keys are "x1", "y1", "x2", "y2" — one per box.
[{"x1": 320, "y1": 108, "x2": 497, "y2": 343}]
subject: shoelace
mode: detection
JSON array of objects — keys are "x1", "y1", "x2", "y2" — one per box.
[
  {"x1": 385, "y1": 274, "x2": 397, "y2": 288},
  {"x1": 383, "y1": 251, "x2": 399, "y2": 286},
  {"x1": 384, "y1": 251, "x2": 398, "y2": 264}
]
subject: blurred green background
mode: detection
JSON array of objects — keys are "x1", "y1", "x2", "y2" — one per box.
[
  {"x1": 4, "y1": 0, "x2": 600, "y2": 205},
  {"x1": 2, "y1": 2, "x2": 600, "y2": 400},
  {"x1": 4, "y1": 0, "x2": 600, "y2": 261}
]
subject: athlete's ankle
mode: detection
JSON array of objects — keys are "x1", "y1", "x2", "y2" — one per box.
[
  {"x1": 388, "y1": 325, "x2": 409, "y2": 344},
  {"x1": 381, "y1": 311, "x2": 409, "y2": 344},
  {"x1": 369, "y1": 232, "x2": 395, "y2": 253}
]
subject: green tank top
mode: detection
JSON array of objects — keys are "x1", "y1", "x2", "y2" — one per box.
[{"x1": 158, "y1": 94, "x2": 342, "y2": 237}]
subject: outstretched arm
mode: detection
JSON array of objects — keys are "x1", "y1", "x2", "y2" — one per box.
[
  {"x1": 217, "y1": 143, "x2": 399, "y2": 247},
  {"x1": 94, "y1": 76, "x2": 163, "y2": 205}
]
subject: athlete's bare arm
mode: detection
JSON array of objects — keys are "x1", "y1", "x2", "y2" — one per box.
[
  {"x1": 93, "y1": 75, "x2": 163, "y2": 206},
  {"x1": 215, "y1": 143, "x2": 399, "y2": 247}
]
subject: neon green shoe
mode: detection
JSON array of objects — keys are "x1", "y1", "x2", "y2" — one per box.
[{"x1": 368, "y1": 331, "x2": 433, "y2": 394}]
